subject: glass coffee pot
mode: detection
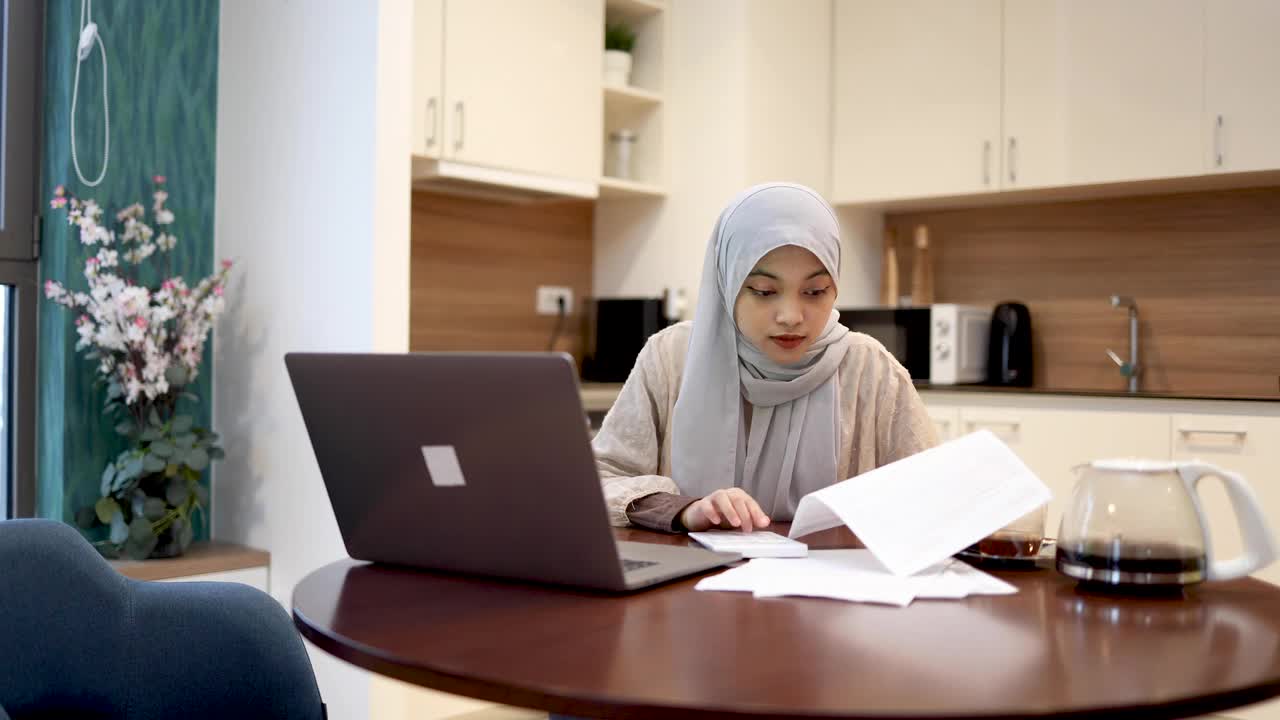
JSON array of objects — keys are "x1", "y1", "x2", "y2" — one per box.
[{"x1": 1057, "y1": 459, "x2": 1277, "y2": 587}]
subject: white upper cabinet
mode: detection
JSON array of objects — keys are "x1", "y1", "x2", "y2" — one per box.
[
  {"x1": 1004, "y1": 0, "x2": 1204, "y2": 188},
  {"x1": 832, "y1": 0, "x2": 1002, "y2": 204},
  {"x1": 441, "y1": 0, "x2": 602, "y2": 184},
  {"x1": 1001, "y1": 0, "x2": 1065, "y2": 190},
  {"x1": 1205, "y1": 0, "x2": 1280, "y2": 174},
  {"x1": 411, "y1": 0, "x2": 444, "y2": 159}
]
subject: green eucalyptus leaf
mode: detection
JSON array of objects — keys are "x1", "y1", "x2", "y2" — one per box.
[
  {"x1": 207, "y1": 447, "x2": 225, "y2": 461},
  {"x1": 95, "y1": 496, "x2": 121, "y2": 525},
  {"x1": 150, "y1": 441, "x2": 174, "y2": 457},
  {"x1": 114, "y1": 421, "x2": 134, "y2": 437},
  {"x1": 171, "y1": 415, "x2": 193, "y2": 433},
  {"x1": 140, "y1": 428, "x2": 162, "y2": 442},
  {"x1": 149, "y1": 408, "x2": 162, "y2": 427},
  {"x1": 75, "y1": 506, "x2": 98, "y2": 529},
  {"x1": 123, "y1": 457, "x2": 145, "y2": 481},
  {"x1": 186, "y1": 448, "x2": 210, "y2": 472},
  {"x1": 194, "y1": 484, "x2": 210, "y2": 507},
  {"x1": 165, "y1": 463, "x2": 179, "y2": 477},
  {"x1": 165, "y1": 479, "x2": 189, "y2": 507},
  {"x1": 107, "y1": 382, "x2": 123, "y2": 399},
  {"x1": 143, "y1": 497, "x2": 167, "y2": 521},
  {"x1": 180, "y1": 392, "x2": 199, "y2": 403},
  {"x1": 164, "y1": 365, "x2": 189, "y2": 388},
  {"x1": 176, "y1": 433, "x2": 196, "y2": 450},
  {"x1": 100, "y1": 465, "x2": 117, "y2": 496},
  {"x1": 131, "y1": 490, "x2": 146, "y2": 519},
  {"x1": 128, "y1": 517, "x2": 153, "y2": 544},
  {"x1": 142, "y1": 455, "x2": 166, "y2": 474},
  {"x1": 108, "y1": 511, "x2": 129, "y2": 544},
  {"x1": 85, "y1": 350, "x2": 100, "y2": 360},
  {"x1": 125, "y1": 532, "x2": 157, "y2": 560}
]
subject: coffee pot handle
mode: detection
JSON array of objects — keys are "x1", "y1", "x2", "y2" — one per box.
[{"x1": 1178, "y1": 463, "x2": 1279, "y2": 581}]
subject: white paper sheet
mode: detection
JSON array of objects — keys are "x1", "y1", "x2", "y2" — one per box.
[
  {"x1": 788, "y1": 430, "x2": 1052, "y2": 576},
  {"x1": 694, "y1": 550, "x2": 1018, "y2": 607}
]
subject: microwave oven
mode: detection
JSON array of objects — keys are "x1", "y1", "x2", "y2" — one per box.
[{"x1": 837, "y1": 304, "x2": 990, "y2": 384}]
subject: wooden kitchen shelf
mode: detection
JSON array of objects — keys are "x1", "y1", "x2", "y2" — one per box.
[
  {"x1": 605, "y1": 0, "x2": 665, "y2": 24},
  {"x1": 604, "y1": 84, "x2": 663, "y2": 114},
  {"x1": 598, "y1": 176, "x2": 666, "y2": 199},
  {"x1": 110, "y1": 541, "x2": 269, "y2": 581}
]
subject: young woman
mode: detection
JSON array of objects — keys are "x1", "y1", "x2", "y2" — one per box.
[{"x1": 592, "y1": 182, "x2": 937, "y2": 533}]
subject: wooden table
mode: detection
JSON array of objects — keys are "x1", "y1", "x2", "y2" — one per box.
[{"x1": 293, "y1": 525, "x2": 1280, "y2": 719}]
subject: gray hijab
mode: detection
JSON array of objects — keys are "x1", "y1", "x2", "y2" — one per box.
[{"x1": 672, "y1": 183, "x2": 852, "y2": 520}]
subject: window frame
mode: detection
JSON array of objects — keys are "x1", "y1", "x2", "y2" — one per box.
[
  {"x1": 1, "y1": 262, "x2": 37, "y2": 517},
  {"x1": 0, "y1": 0, "x2": 44, "y2": 517}
]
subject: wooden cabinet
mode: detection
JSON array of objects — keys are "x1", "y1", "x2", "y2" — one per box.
[
  {"x1": 921, "y1": 393, "x2": 1280, "y2": 598},
  {"x1": 926, "y1": 405, "x2": 961, "y2": 443},
  {"x1": 442, "y1": 0, "x2": 601, "y2": 183},
  {"x1": 956, "y1": 404, "x2": 1170, "y2": 542},
  {"x1": 411, "y1": 0, "x2": 444, "y2": 159},
  {"x1": 831, "y1": 0, "x2": 1002, "y2": 203},
  {"x1": 1003, "y1": 0, "x2": 1204, "y2": 188},
  {"x1": 1172, "y1": 413, "x2": 1280, "y2": 588},
  {"x1": 1205, "y1": 0, "x2": 1280, "y2": 174},
  {"x1": 411, "y1": 0, "x2": 602, "y2": 189},
  {"x1": 834, "y1": 0, "x2": 1280, "y2": 203}
]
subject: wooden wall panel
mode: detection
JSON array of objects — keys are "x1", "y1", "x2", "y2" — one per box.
[
  {"x1": 410, "y1": 191, "x2": 594, "y2": 358},
  {"x1": 886, "y1": 187, "x2": 1280, "y2": 398}
]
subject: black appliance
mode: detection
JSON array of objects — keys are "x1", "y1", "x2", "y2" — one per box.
[
  {"x1": 837, "y1": 307, "x2": 931, "y2": 380},
  {"x1": 987, "y1": 302, "x2": 1033, "y2": 386},
  {"x1": 581, "y1": 298, "x2": 671, "y2": 383}
]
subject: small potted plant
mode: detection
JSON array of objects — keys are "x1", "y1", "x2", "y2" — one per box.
[{"x1": 604, "y1": 22, "x2": 636, "y2": 87}]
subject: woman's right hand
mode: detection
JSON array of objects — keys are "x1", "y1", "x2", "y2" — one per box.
[{"x1": 680, "y1": 488, "x2": 770, "y2": 533}]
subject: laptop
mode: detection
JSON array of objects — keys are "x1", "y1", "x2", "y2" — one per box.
[{"x1": 285, "y1": 352, "x2": 739, "y2": 591}]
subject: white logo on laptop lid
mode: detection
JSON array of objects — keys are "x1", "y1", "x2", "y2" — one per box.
[{"x1": 421, "y1": 446, "x2": 467, "y2": 487}]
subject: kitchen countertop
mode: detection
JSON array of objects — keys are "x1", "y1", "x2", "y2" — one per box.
[
  {"x1": 579, "y1": 382, "x2": 1280, "y2": 408},
  {"x1": 912, "y1": 382, "x2": 1280, "y2": 403}
]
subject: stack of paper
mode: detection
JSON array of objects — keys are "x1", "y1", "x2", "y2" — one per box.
[
  {"x1": 694, "y1": 430, "x2": 1051, "y2": 606},
  {"x1": 695, "y1": 549, "x2": 1017, "y2": 607}
]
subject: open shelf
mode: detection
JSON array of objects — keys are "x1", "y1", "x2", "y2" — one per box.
[
  {"x1": 604, "y1": 84, "x2": 663, "y2": 113},
  {"x1": 598, "y1": 176, "x2": 666, "y2": 199},
  {"x1": 605, "y1": 0, "x2": 665, "y2": 24}
]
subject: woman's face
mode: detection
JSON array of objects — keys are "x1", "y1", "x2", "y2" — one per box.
[{"x1": 733, "y1": 244, "x2": 837, "y2": 365}]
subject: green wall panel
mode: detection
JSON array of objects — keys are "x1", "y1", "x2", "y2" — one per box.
[{"x1": 38, "y1": 0, "x2": 220, "y2": 540}]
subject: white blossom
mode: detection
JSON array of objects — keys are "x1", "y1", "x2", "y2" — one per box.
[{"x1": 44, "y1": 183, "x2": 234, "y2": 410}]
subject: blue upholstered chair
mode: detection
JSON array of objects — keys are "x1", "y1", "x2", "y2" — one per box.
[{"x1": 0, "y1": 519, "x2": 326, "y2": 719}]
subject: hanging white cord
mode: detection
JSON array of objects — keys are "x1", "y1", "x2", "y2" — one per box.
[{"x1": 70, "y1": 0, "x2": 109, "y2": 187}]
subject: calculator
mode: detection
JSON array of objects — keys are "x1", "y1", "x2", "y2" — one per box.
[{"x1": 687, "y1": 530, "x2": 809, "y2": 558}]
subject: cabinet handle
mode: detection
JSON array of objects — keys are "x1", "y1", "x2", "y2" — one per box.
[
  {"x1": 454, "y1": 101, "x2": 464, "y2": 151},
  {"x1": 426, "y1": 97, "x2": 437, "y2": 148},
  {"x1": 966, "y1": 419, "x2": 1021, "y2": 432},
  {"x1": 1178, "y1": 427, "x2": 1247, "y2": 440},
  {"x1": 1214, "y1": 114, "x2": 1224, "y2": 168},
  {"x1": 982, "y1": 140, "x2": 991, "y2": 186},
  {"x1": 1007, "y1": 137, "x2": 1017, "y2": 185}
]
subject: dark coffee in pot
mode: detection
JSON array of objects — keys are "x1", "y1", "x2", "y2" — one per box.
[{"x1": 1056, "y1": 541, "x2": 1206, "y2": 586}]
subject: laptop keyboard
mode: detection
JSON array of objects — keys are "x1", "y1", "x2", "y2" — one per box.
[{"x1": 621, "y1": 558, "x2": 658, "y2": 573}]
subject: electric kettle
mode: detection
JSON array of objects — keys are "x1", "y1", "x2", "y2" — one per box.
[{"x1": 1056, "y1": 459, "x2": 1278, "y2": 587}]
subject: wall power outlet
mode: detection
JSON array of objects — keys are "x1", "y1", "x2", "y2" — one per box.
[{"x1": 536, "y1": 286, "x2": 573, "y2": 316}]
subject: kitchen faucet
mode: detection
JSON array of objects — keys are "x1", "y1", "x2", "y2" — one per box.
[{"x1": 1106, "y1": 295, "x2": 1140, "y2": 393}]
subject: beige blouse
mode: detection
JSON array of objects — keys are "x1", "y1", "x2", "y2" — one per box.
[{"x1": 592, "y1": 321, "x2": 939, "y2": 528}]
